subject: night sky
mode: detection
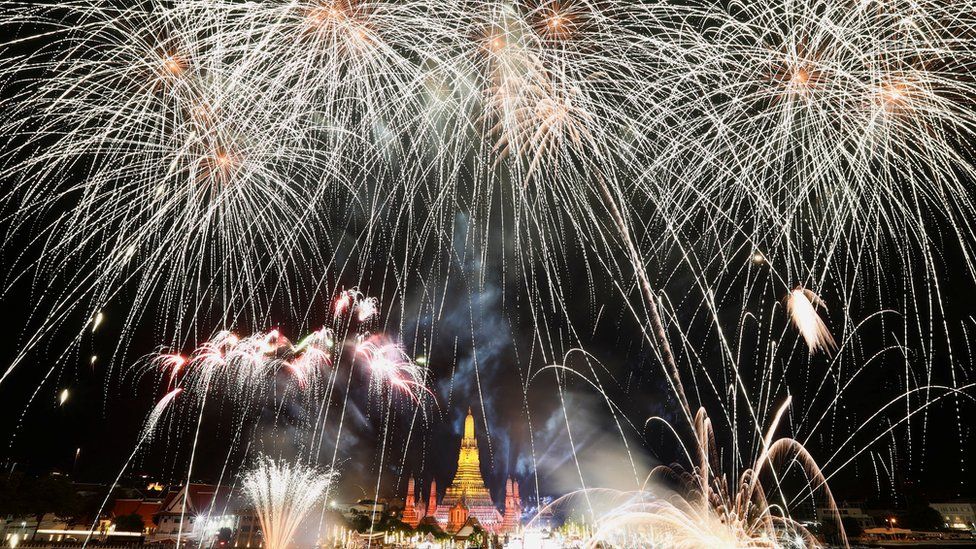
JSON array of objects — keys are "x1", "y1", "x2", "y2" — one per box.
[
  {"x1": 1, "y1": 204, "x2": 973, "y2": 508},
  {"x1": 0, "y1": 3, "x2": 975, "y2": 519}
]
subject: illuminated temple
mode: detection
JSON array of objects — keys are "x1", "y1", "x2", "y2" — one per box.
[{"x1": 402, "y1": 408, "x2": 521, "y2": 534}]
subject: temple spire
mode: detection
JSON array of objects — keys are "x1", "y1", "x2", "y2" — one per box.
[
  {"x1": 464, "y1": 407, "x2": 475, "y2": 441},
  {"x1": 432, "y1": 404, "x2": 515, "y2": 533},
  {"x1": 427, "y1": 478, "x2": 438, "y2": 518},
  {"x1": 403, "y1": 476, "x2": 420, "y2": 527}
]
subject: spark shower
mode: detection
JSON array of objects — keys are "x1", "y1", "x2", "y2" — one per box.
[{"x1": 1, "y1": 0, "x2": 975, "y2": 547}]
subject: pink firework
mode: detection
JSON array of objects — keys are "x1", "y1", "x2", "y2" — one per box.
[
  {"x1": 355, "y1": 335, "x2": 430, "y2": 401},
  {"x1": 285, "y1": 327, "x2": 335, "y2": 388},
  {"x1": 333, "y1": 288, "x2": 377, "y2": 323},
  {"x1": 156, "y1": 354, "x2": 186, "y2": 386},
  {"x1": 356, "y1": 297, "x2": 378, "y2": 322},
  {"x1": 334, "y1": 289, "x2": 360, "y2": 317}
]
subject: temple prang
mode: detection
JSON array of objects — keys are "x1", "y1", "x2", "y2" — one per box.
[{"x1": 403, "y1": 407, "x2": 521, "y2": 534}]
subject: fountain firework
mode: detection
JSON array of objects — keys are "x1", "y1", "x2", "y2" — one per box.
[
  {"x1": 241, "y1": 456, "x2": 336, "y2": 549},
  {"x1": 522, "y1": 399, "x2": 847, "y2": 548}
]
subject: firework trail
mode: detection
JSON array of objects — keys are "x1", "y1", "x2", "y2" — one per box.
[
  {"x1": 554, "y1": 397, "x2": 843, "y2": 548},
  {"x1": 534, "y1": 264, "x2": 976, "y2": 548},
  {"x1": 139, "y1": 387, "x2": 183, "y2": 444},
  {"x1": 84, "y1": 387, "x2": 182, "y2": 546}
]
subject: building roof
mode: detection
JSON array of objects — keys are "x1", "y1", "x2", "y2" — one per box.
[
  {"x1": 112, "y1": 499, "x2": 163, "y2": 526},
  {"x1": 453, "y1": 517, "x2": 482, "y2": 540}
]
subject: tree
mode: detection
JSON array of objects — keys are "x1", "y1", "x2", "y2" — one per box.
[
  {"x1": 416, "y1": 518, "x2": 446, "y2": 539},
  {"x1": 0, "y1": 473, "x2": 81, "y2": 536},
  {"x1": 348, "y1": 513, "x2": 372, "y2": 533},
  {"x1": 467, "y1": 523, "x2": 485, "y2": 547},
  {"x1": 820, "y1": 515, "x2": 857, "y2": 544},
  {"x1": 27, "y1": 475, "x2": 81, "y2": 521},
  {"x1": 114, "y1": 514, "x2": 145, "y2": 533},
  {"x1": 840, "y1": 517, "x2": 864, "y2": 539},
  {"x1": 380, "y1": 518, "x2": 412, "y2": 533},
  {"x1": 0, "y1": 473, "x2": 29, "y2": 515},
  {"x1": 898, "y1": 505, "x2": 944, "y2": 531}
]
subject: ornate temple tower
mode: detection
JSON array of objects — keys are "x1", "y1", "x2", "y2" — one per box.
[
  {"x1": 432, "y1": 407, "x2": 504, "y2": 531},
  {"x1": 420, "y1": 407, "x2": 523, "y2": 533},
  {"x1": 426, "y1": 478, "x2": 437, "y2": 518},
  {"x1": 402, "y1": 476, "x2": 420, "y2": 528},
  {"x1": 502, "y1": 478, "x2": 519, "y2": 532}
]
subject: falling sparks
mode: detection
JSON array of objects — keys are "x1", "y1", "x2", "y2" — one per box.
[
  {"x1": 0, "y1": 0, "x2": 972, "y2": 392},
  {"x1": 786, "y1": 287, "x2": 837, "y2": 355},
  {"x1": 91, "y1": 311, "x2": 104, "y2": 332}
]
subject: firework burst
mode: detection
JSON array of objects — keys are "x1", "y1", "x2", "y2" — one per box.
[{"x1": 356, "y1": 334, "x2": 432, "y2": 402}]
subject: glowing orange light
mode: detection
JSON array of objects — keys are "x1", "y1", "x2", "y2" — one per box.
[
  {"x1": 161, "y1": 54, "x2": 185, "y2": 76},
  {"x1": 883, "y1": 84, "x2": 906, "y2": 102},
  {"x1": 306, "y1": 4, "x2": 346, "y2": 33}
]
